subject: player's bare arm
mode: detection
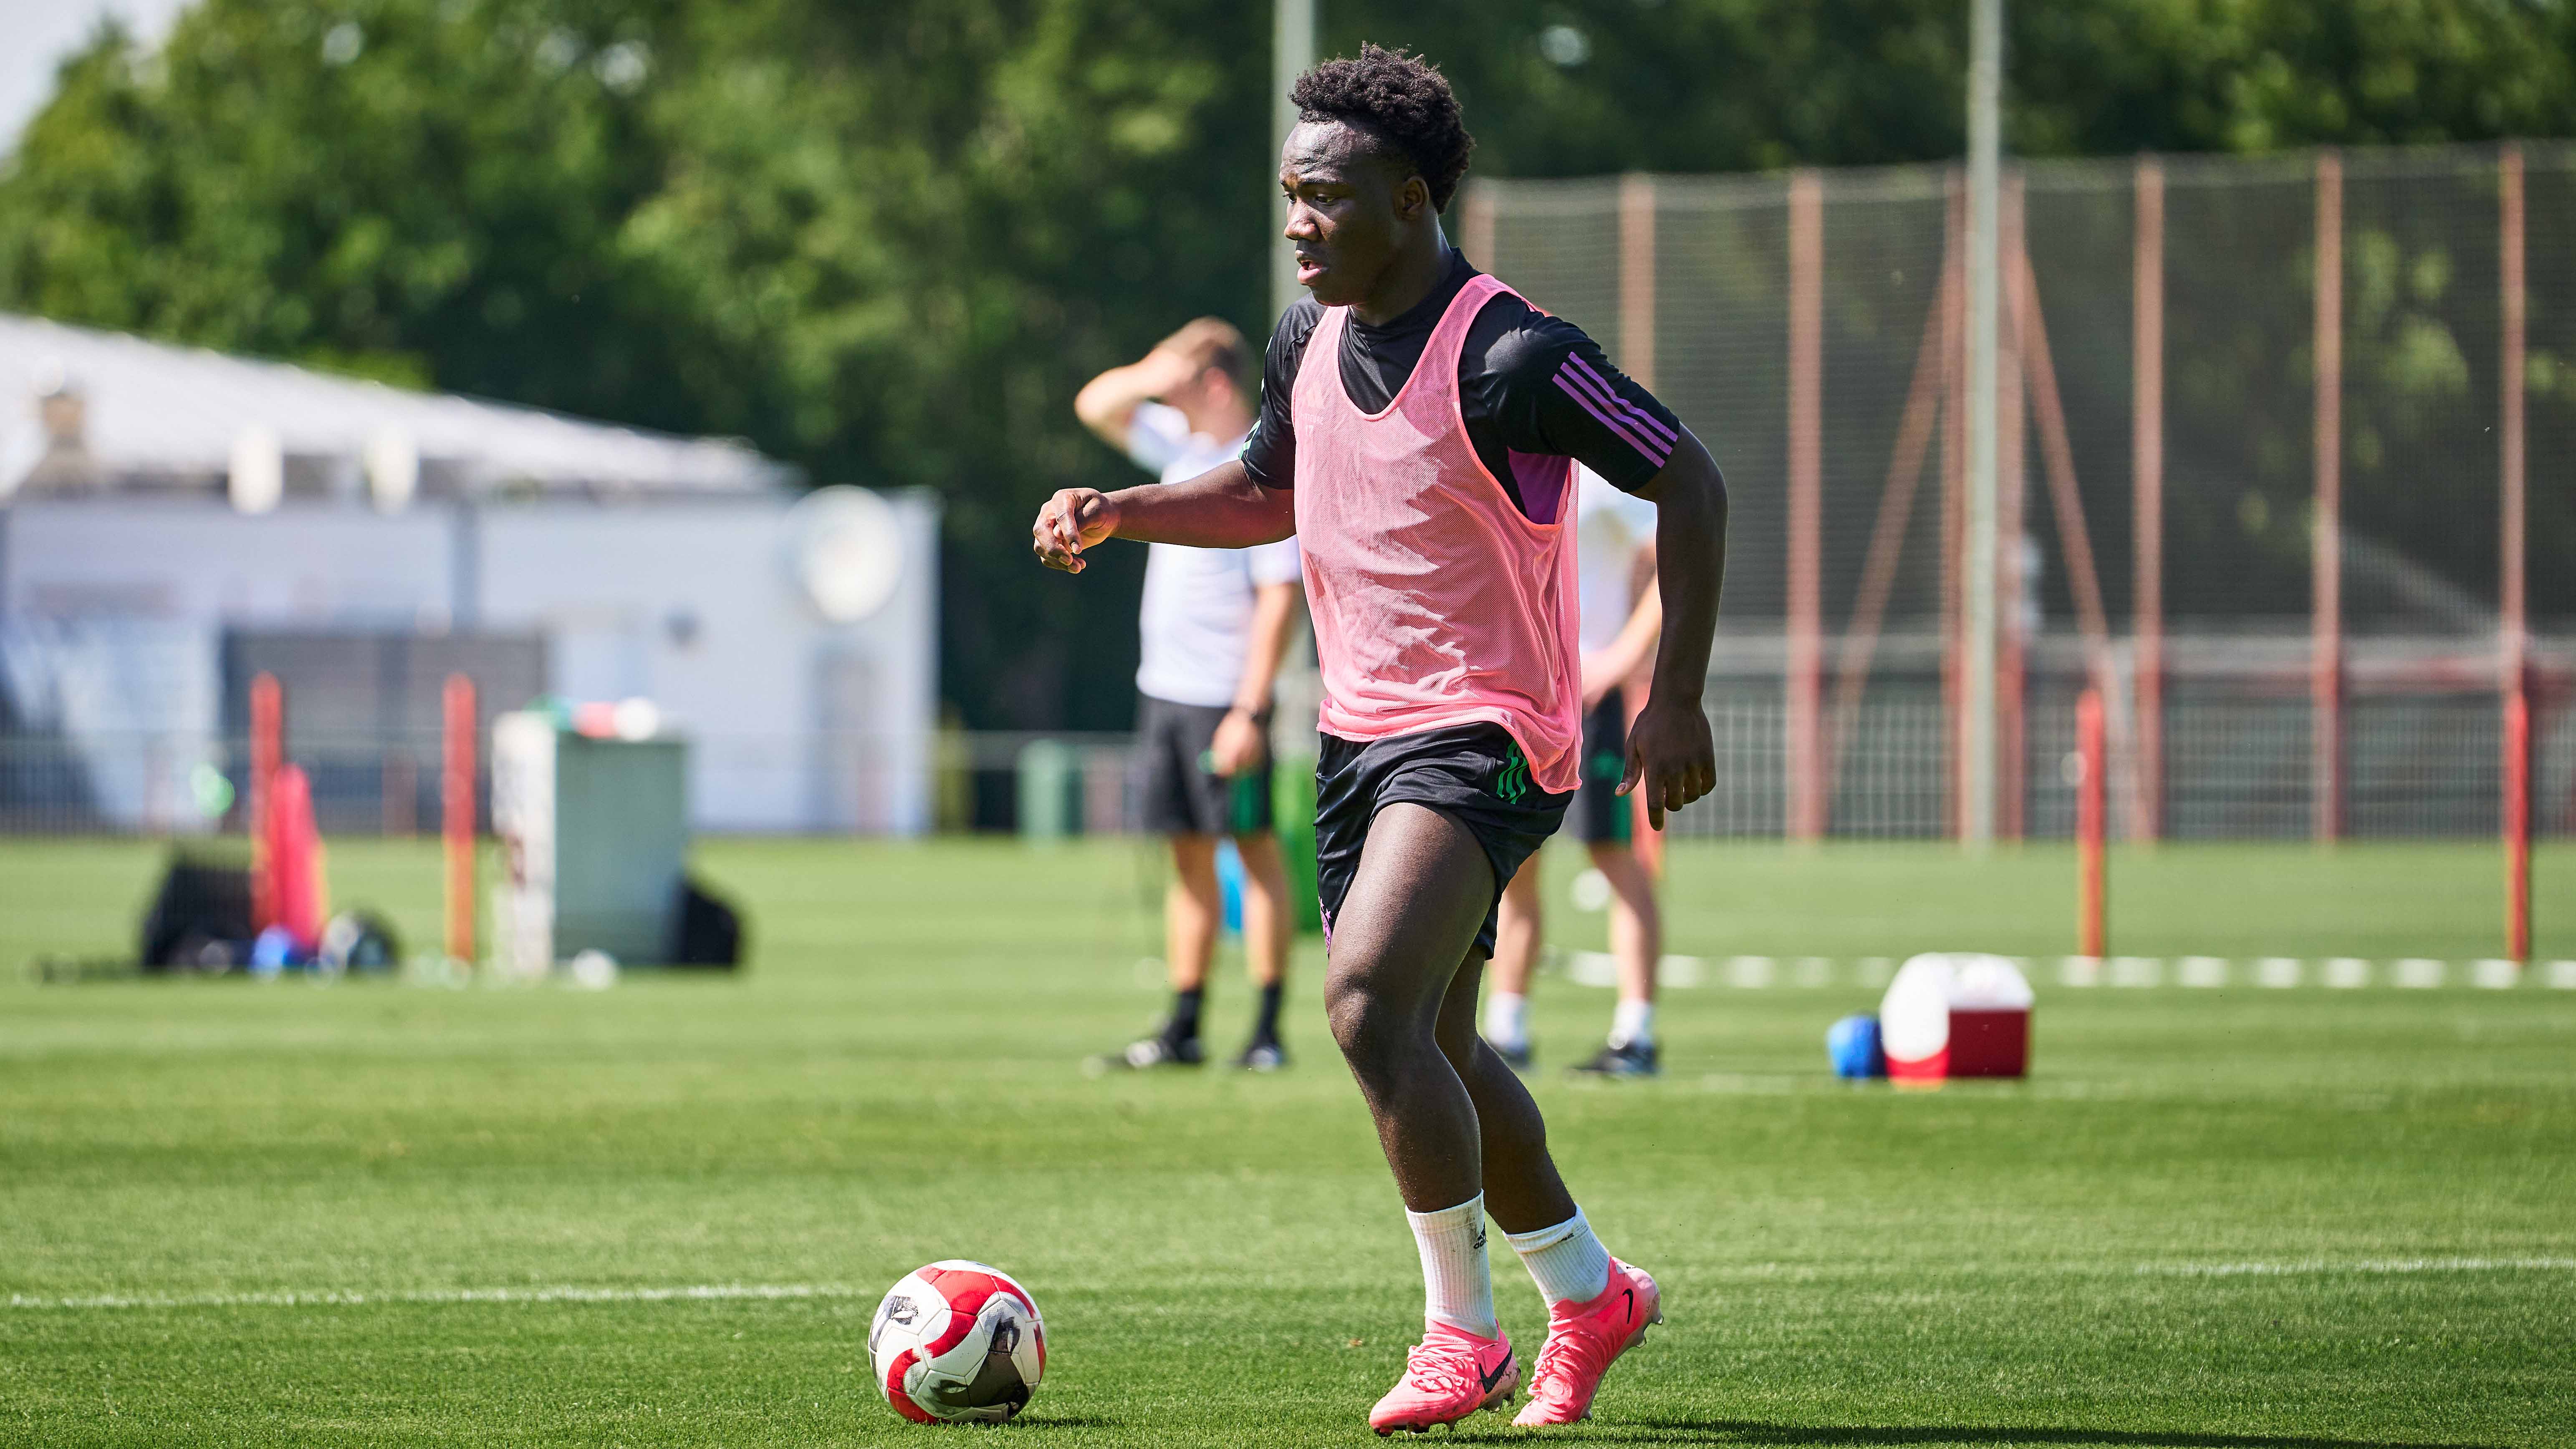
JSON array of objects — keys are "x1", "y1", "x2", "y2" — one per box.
[
  {"x1": 1031, "y1": 457, "x2": 1292, "y2": 573},
  {"x1": 1073, "y1": 320, "x2": 1240, "y2": 447},
  {"x1": 1619, "y1": 435, "x2": 1727, "y2": 828}
]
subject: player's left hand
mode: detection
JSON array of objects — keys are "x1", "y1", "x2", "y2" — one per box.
[
  {"x1": 1619, "y1": 693, "x2": 1716, "y2": 831},
  {"x1": 1209, "y1": 707, "x2": 1267, "y2": 776}
]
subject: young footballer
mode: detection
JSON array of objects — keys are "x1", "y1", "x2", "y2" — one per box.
[{"x1": 1033, "y1": 47, "x2": 1727, "y2": 1432}]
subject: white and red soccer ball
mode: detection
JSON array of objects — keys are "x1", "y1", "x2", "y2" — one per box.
[{"x1": 869, "y1": 1260, "x2": 1046, "y2": 1424}]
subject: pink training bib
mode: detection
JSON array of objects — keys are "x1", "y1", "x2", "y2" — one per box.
[{"x1": 1291, "y1": 274, "x2": 1583, "y2": 795}]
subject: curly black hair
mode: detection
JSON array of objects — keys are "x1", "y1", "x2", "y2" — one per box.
[{"x1": 1290, "y1": 44, "x2": 1475, "y2": 213}]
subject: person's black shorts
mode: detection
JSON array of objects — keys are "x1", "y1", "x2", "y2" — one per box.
[
  {"x1": 1135, "y1": 693, "x2": 1274, "y2": 837},
  {"x1": 1573, "y1": 694, "x2": 1634, "y2": 846},
  {"x1": 1313, "y1": 723, "x2": 1573, "y2": 959}
]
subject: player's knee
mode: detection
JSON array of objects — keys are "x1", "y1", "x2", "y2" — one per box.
[{"x1": 1323, "y1": 969, "x2": 1414, "y2": 1073}]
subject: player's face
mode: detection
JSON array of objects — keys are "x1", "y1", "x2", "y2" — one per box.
[{"x1": 1280, "y1": 120, "x2": 1428, "y2": 308}]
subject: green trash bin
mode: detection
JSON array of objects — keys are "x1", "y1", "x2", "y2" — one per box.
[
  {"x1": 1016, "y1": 739, "x2": 1082, "y2": 843},
  {"x1": 1271, "y1": 753, "x2": 1324, "y2": 935}
]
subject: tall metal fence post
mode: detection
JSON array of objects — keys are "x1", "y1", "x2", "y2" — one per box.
[
  {"x1": 1786, "y1": 170, "x2": 1826, "y2": 841},
  {"x1": 1271, "y1": 0, "x2": 1317, "y2": 321},
  {"x1": 2500, "y1": 143, "x2": 2529, "y2": 959},
  {"x1": 1943, "y1": 171, "x2": 1969, "y2": 839},
  {"x1": 1962, "y1": 0, "x2": 2005, "y2": 849},
  {"x1": 1619, "y1": 171, "x2": 1669, "y2": 868},
  {"x1": 2132, "y1": 157, "x2": 2166, "y2": 842},
  {"x1": 1997, "y1": 172, "x2": 2028, "y2": 840},
  {"x1": 2311, "y1": 151, "x2": 2345, "y2": 844},
  {"x1": 2499, "y1": 145, "x2": 2528, "y2": 720},
  {"x1": 1460, "y1": 184, "x2": 1496, "y2": 272}
]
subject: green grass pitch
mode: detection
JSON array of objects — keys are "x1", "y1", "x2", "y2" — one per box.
[{"x1": 3, "y1": 836, "x2": 2571, "y2": 1446}]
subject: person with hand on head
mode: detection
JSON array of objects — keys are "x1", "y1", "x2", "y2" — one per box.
[
  {"x1": 1486, "y1": 464, "x2": 1669, "y2": 1078},
  {"x1": 1035, "y1": 45, "x2": 1727, "y2": 1433},
  {"x1": 1073, "y1": 318, "x2": 1303, "y2": 1073}
]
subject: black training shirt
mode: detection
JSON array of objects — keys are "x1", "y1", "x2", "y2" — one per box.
[{"x1": 1239, "y1": 249, "x2": 1683, "y2": 518}]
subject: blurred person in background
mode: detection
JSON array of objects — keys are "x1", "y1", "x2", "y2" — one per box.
[
  {"x1": 1074, "y1": 319, "x2": 1303, "y2": 1072},
  {"x1": 1485, "y1": 465, "x2": 1666, "y2": 1078}
]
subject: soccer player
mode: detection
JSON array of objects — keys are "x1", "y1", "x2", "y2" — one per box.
[
  {"x1": 1033, "y1": 46, "x2": 1726, "y2": 1433},
  {"x1": 1073, "y1": 319, "x2": 1303, "y2": 1072},
  {"x1": 1487, "y1": 465, "x2": 1668, "y2": 1078}
]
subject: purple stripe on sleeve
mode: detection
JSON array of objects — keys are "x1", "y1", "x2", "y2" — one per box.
[
  {"x1": 1555, "y1": 358, "x2": 1672, "y2": 454},
  {"x1": 1565, "y1": 354, "x2": 1680, "y2": 445},
  {"x1": 1554, "y1": 375, "x2": 1670, "y2": 467}
]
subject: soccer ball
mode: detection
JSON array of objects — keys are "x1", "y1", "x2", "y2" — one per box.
[{"x1": 868, "y1": 1260, "x2": 1046, "y2": 1424}]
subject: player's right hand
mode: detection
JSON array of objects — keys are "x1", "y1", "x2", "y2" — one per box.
[{"x1": 1032, "y1": 488, "x2": 1121, "y2": 573}]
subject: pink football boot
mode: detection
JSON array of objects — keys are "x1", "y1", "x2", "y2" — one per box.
[
  {"x1": 1513, "y1": 1257, "x2": 1662, "y2": 1425},
  {"x1": 1369, "y1": 1322, "x2": 1519, "y2": 1434}
]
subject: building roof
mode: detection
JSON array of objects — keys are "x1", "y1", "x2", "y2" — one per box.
[{"x1": 0, "y1": 312, "x2": 797, "y2": 500}]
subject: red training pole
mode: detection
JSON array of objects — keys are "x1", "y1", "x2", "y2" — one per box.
[
  {"x1": 2077, "y1": 687, "x2": 2107, "y2": 959},
  {"x1": 442, "y1": 674, "x2": 477, "y2": 965},
  {"x1": 2505, "y1": 688, "x2": 2531, "y2": 964},
  {"x1": 247, "y1": 672, "x2": 283, "y2": 932}
]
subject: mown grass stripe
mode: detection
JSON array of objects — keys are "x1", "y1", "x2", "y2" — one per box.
[{"x1": 15, "y1": 1257, "x2": 2571, "y2": 1312}]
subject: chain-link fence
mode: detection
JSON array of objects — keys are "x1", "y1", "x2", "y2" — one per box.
[
  {"x1": 10, "y1": 678, "x2": 2569, "y2": 842},
  {"x1": 1463, "y1": 142, "x2": 2576, "y2": 841}
]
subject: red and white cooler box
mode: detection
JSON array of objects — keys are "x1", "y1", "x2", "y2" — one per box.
[{"x1": 1879, "y1": 953, "x2": 2034, "y2": 1081}]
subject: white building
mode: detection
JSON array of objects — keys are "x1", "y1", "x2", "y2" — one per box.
[{"x1": 0, "y1": 313, "x2": 937, "y2": 834}]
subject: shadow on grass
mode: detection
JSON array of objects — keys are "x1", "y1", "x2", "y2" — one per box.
[{"x1": 1447, "y1": 1421, "x2": 2505, "y2": 1449}]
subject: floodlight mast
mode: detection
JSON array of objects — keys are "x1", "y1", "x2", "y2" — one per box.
[
  {"x1": 1962, "y1": 0, "x2": 2004, "y2": 848},
  {"x1": 1273, "y1": 0, "x2": 1318, "y2": 322}
]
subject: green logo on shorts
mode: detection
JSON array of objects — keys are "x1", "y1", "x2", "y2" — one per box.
[{"x1": 1495, "y1": 742, "x2": 1532, "y2": 804}]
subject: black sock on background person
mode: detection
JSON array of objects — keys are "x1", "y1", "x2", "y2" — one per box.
[
  {"x1": 1164, "y1": 986, "x2": 1205, "y2": 1046},
  {"x1": 1253, "y1": 982, "x2": 1284, "y2": 1045}
]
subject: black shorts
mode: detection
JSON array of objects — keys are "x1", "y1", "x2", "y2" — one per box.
[
  {"x1": 1573, "y1": 695, "x2": 1634, "y2": 846},
  {"x1": 1313, "y1": 724, "x2": 1573, "y2": 959},
  {"x1": 1135, "y1": 693, "x2": 1274, "y2": 837}
]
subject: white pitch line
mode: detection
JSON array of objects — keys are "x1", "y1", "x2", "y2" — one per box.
[{"x1": 6, "y1": 1282, "x2": 866, "y2": 1312}]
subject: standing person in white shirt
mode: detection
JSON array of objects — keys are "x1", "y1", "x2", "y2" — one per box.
[
  {"x1": 1485, "y1": 465, "x2": 1668, "y2": 1077},
  {"x1": 1073, "y1": 318, "x2": 1303, "y2": 1071}
]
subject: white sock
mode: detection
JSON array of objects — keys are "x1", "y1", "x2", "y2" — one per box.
[
  {"x1": 1484, "y1": 991, "x2": 1530, "y2": 1051},
  {"x1": 1405, "y1": 1195, "x2": 1498, "y2": 1338},
  {"x1": 1505, "y1": 1207, "x2": 1614, "y2": 1307},
  {"x1": 1608, "y1": 999, "x2": 1655, "y2": 1049}
]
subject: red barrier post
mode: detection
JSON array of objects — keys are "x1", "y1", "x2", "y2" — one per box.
[
  {"x1": 442, "y1": 674, "x2": 477, "y2": 965},
  {"x1": 2077, "y1": 688, "x2": 2107, "y2": 959},
  {"x1": 2505, "y1": 689, "x2": 2531, "y2": 964},
  {"x1": 247, "y1": 672, "x2": 283, "y2": 931}
]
